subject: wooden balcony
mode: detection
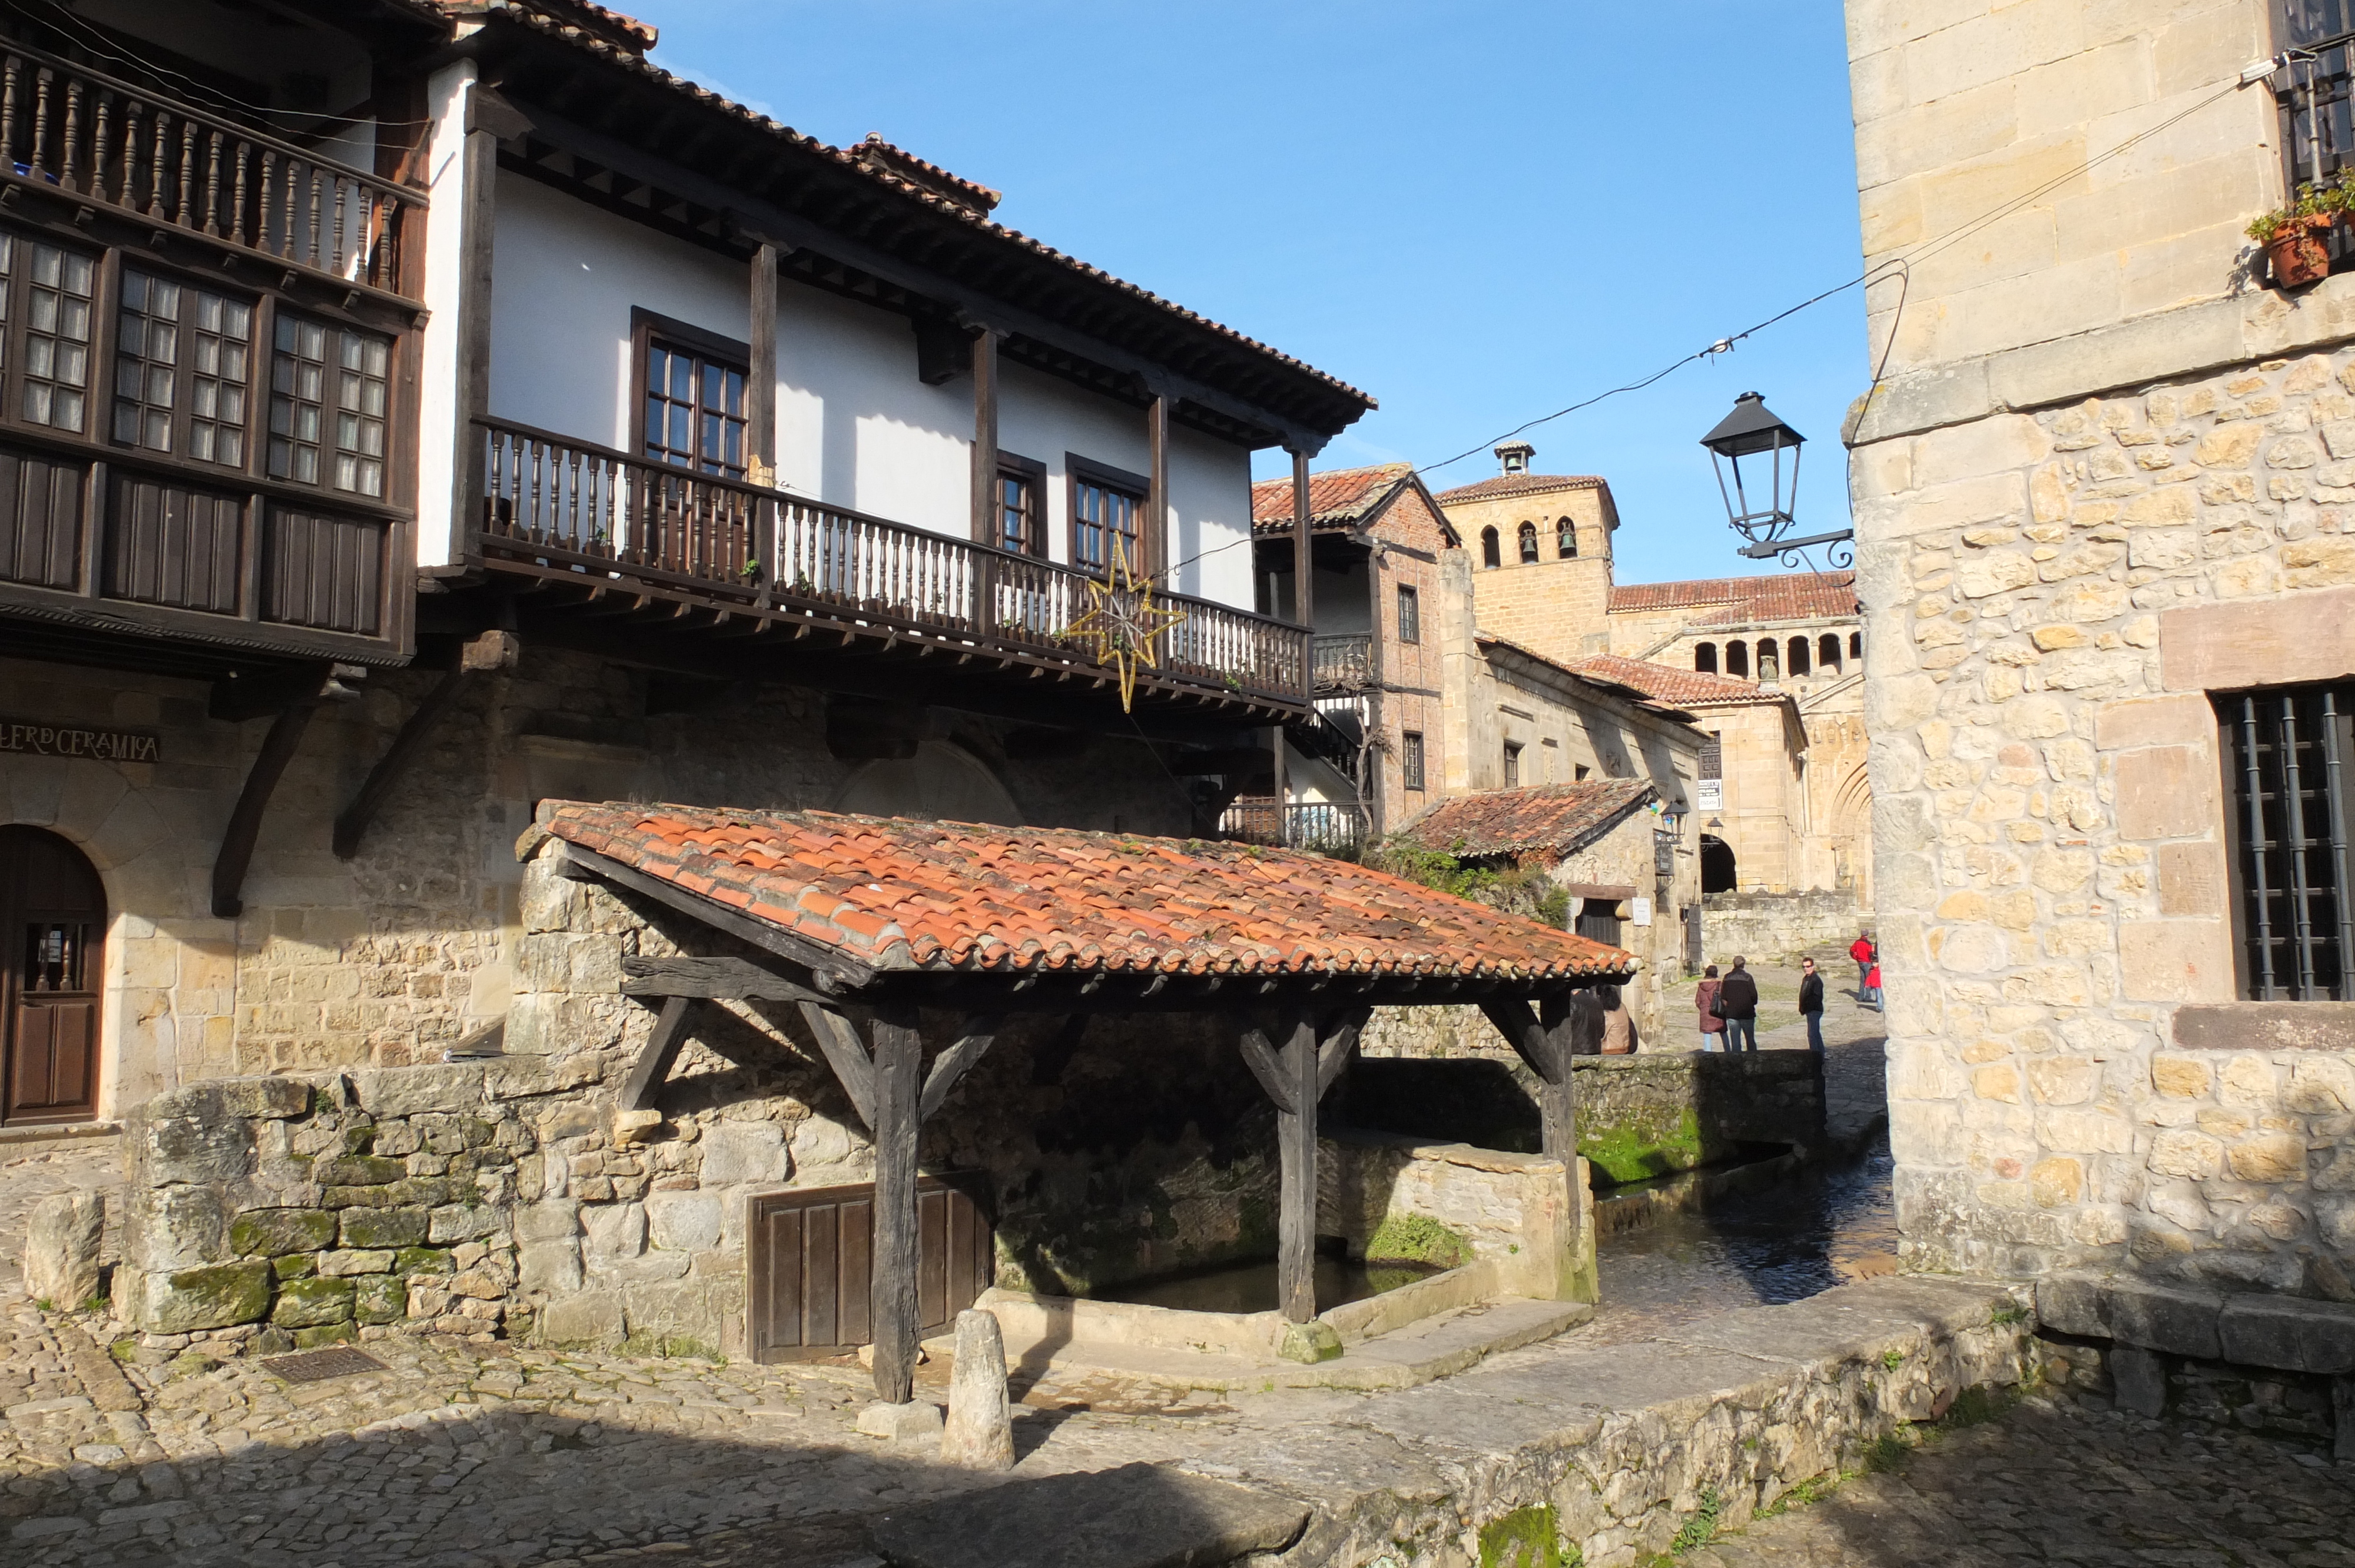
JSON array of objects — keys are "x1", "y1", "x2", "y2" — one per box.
[
  {"x1": 470, "y1": 419, "x2": 1312, "y2": 719},
  {"x1": 1313, "y1": 633, "x2": 1373, "y2": 692},
  {"x1": 1218, "y1": 797, "x2": 1368, "y2": 854},
  {"x1": 0, "y1": 39, "x2": 421, "y2": 303}
]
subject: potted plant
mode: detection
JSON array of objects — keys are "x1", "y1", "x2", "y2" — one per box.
[{"x1": 2251, "y1": 184, "x2": 2339, "y2": 288}]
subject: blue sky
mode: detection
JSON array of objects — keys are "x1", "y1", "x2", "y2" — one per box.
[{"x1": 641, "y1": 1, "x2": 1866, "y2": 586}]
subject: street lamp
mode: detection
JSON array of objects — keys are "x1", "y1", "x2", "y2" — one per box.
[{"x1": 1700, "y1": 391, "x2": 1852, "y2": 566}]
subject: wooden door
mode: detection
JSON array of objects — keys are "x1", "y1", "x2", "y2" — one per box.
[
  {"x1": 748, "y1": 1172, "x2": 993, "y2": 1364},
  {"x1": 2, "y1": 827, "x2": 105, "y2": 1125}
]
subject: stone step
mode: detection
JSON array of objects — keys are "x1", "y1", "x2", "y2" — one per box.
[{"x1": 868, "y1": 1461, "x2": 1308, "y2": 1568}]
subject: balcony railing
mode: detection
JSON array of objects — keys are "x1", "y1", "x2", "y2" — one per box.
[
  {"x1": 473, "y1": 418, "x2": 1311, "y2": 709},
  {"x1": 1313, "y1": 633, "x2": 1372, "y2": 690},
  {"x1": 0, "y1": 40, "x2": 420, "y2": 297},
  {"x1": 1218, "y1": 798, "x2": 1368, "y2": 854}
]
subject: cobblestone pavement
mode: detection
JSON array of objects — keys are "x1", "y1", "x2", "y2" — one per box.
[
  {"x1": 0, "y1": 1142, "x2": 121, "y2": 1297},
  {"x1": 1693, "y1": 1392, "x2": 2355, "y2": 1568}
]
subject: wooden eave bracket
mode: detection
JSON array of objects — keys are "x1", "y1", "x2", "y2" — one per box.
[
  {"x1": 209, "y1": 663, "x2": 368, "y2": 918},
  {"x1": 333, "y1": 632, "x2": 519, "y2": 859}
]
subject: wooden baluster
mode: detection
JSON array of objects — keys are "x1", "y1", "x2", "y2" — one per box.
[
  {"x1": 119, "y1": 100, "x2": 140, "y2": 211},
  {"x1": 202, "y1": 129, "x2": 222, "y2": 234},
  {"x1": 280, "y1": 155, "x2": 298, "y2": 258},
  {"x1": 90, "y1": 92, "x2": 110, "y2": 204},
  {"x1": 330, "y1": 175, "x2": 346, "y2": 275},
  {"x1": 230, "y1": 141, "x2": 249, "y2": 245},
  {"x1": 352, "y1": 190, "x2": 374, "y2": 284},
  {"x1": 177, "y1": 117, "x2": 197, "y2": 227},
  {"x1": 380, "y1": 201, "x2": 399, "y2": 291},
  {"x1": 30, "y1": 68, "x2": 51, "y2": 178},
  {"x1": 306, "y1": 166, "x2": 322, "y2": 270},
  {"x1": 256, "y1": 148, "x2": 273, "y2": 250},
  {"x1": 58, "y1": 76, "x2": 77, "y2": 192},
  {"x1": 1, "y1": 55, "x2": 21, "y2": 170},
  {"x1": 149, "y1": 109, "x2": 170, "y2": 217}
]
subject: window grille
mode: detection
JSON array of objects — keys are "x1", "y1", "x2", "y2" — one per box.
[
  {"x1": 1700, "y1": 735, "x2": 1722, "y2": 780},
  {"x1": 2273, "y1": 4, "x2": 2355, "y2": 273},
  {"x1": 1397, "y1": 584, "x2": 1419, "y2": 644},
  {"x1": 1401, "y1": 731, "x2": 1425, "y2": 792},
  {"x1": 2220, "y1": 682, "x2": 2355, "y2": 999}
]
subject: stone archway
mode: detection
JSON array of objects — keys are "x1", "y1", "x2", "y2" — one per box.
[
  {"x1": 1699, "y1": 834, "x2": 1737, "y2": 895},
  {"x1": 2, "y1": 826, "x2": 106, "y2": 1124},
  {"x1": 832, "y1": 740, "x2": 1021, "y2": 826},
  {"x1": 1829, "y1": 765, "x2": 1873, "y2": 905}
]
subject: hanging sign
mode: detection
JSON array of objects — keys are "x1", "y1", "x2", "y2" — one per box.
[
  {"x1": 1631, "y1": 897, "x2": 1653, "y2": 927},
  {"x1": 1696, "y1": 779, "x2": 1723, "y2": 810},
  {"x1": 0, "y1": 716, "x2": 161, "y2": 763}
]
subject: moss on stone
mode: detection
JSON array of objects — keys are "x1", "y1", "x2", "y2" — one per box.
[
  {"x1": 148, "y1": 1261, "x2": 273, "y2": 1333},
  {"x1": 339, "y1": 1207, "x2": 430, "y2": 1250},
  {"x1": 622, "y1": 1332, "x2": 722, "y2": 1361},
  {"x1": 1365, "y1": 1213, "x2": 1471, "y2": 1270},
  {"x1": 1478, "y1": 1505, "x2": 1571, "y2": 1568},
  {"x1": 316, "y1": 1154, "x2": 407, "y2": 1186},
  {"x1": 393, "y1": 1247, "x2": 454, "y2": 1275},
  {"x1": 293, "y1": 1322, "x2": 357, "y2": 1349},
  {"x1": 228, "y1": 1208, "x2": 339, "y2": 1258},
  {"x1": 353, "y1": 1274, "x2": 408, "y2": 1326},
  {"x1": 1578, "y1": 1109, "x2": 1706, "y2": 1186},
  {"x1": 271, "y1": 1255, "x2": 316, "y2": 1281},
  {"x1": 270, "y1": 1275, "x2": 356, "y2": 1328}
]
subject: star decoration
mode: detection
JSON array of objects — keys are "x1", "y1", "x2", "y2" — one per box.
[{"x1": 1061, "y1": 536, "x2": 1188, "y2": 712}]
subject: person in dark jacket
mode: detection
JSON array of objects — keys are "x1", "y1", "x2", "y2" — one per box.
[
  {"x1": 1799, "y1": 956, "x2": 1826, "y2": 1054},
  {"x1": 1717, "y1": 956, "x2": 1759, "y2": 1052}
]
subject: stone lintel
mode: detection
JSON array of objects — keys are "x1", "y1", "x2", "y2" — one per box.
[
  {"x1": 2171, "y1": 1003, "x2": 2355, "y2": 1052},
  {"x1": 2160, "y1": 587, "x2": 2355, "y2": 694}
]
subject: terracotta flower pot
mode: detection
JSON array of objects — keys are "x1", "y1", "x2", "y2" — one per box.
[{"x1": 2268, "y1": 214, "x2": 2334, "y2": 289}]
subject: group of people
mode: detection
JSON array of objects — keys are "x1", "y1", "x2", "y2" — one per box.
[{"x1": 1691, "y1": 931, "x2": 1880, "y2": 1055}]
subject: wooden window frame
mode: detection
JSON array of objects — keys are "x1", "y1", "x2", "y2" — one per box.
[
  {"x1": 113, "y1": 263, "x2": 260, "y2": 473},
  {"x1": 993, "y1": 450, "x2": 1047, "y2": 558},
  {"x1": 1503, "y1": 740, "x2": 1523, "y2": 788},
  {"x1": 266, "y1": 307, "x2": 395, "y2": 500},
  {"x1": 1066, "y1": 452, "x2": 1150, "y2": 577},
  {"x1": 1396, "y1": 582, "x2": 1420, "y2": 645},
  {"x1": 631, "y1": 308, "x2": 752, "y2": 479},
  {"x1": 1401, "y1": 730, "x2": 1425, "y2": 792}
]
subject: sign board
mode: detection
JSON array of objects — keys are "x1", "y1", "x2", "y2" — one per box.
[
  {"x1": 0, "y1": 717, "x2": 161, "y2": 763},
  {"x1": 1696, "y1": 779, "x2": 1723, "y2": 810},
  {"x1": 1631, "y1": 897, "x2": 1653, "y2": 928}
]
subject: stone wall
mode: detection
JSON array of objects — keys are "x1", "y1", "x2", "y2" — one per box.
[
  {"x1": 1852, "y1": 341, "x2": 2355, "y2": 1292},
  {"x1": 0, "y1": 643, "x2": 1199, "y2": 1122},
  {"x1": 1318, "y1": 1130, "x2": 1589, "y2": 1301},
  {"x1": 1340, "y1": 1050, "x2": 1824, "y2": 1180},
  {"x1": 1700, "y1": 889, "x2": 1866, "y2": 969}
]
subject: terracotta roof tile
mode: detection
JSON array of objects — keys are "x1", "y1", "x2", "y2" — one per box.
[
  {"x1": 1608, "y1": 572, "x2": 1857, "y2": 622},
  {"x1": 542, "y1": 802, "x2": 1633, "y2": 981},
  {"x1": 1249, "y1": 463, "x2": 1414, "y2": 530},
  {"x1": 1565, "y1": 653, "x2": 1781, "y2": 707},
  {"x1": 1433, "y1": 473, "x2": 1608, "y2": 505},
  {"x1": 1398, "y1": 781, "x2": 1658, "y2": 859}
]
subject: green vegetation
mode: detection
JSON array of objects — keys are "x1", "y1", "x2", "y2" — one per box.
[
  {"x1": 1940, "y1": 1384, "x2": 2018, "y2": 1430},
  {"x1": 1667, "y1": 1489, "x2": 1723, "y2": 1554},
  {"x1": 1365, "y1": 1212, "x2": 1471, "y2": 1271},
  {"x1": 1989, "y1": 1303, "x2": 2029, "y2": 1327},
  {"x1": 1861, "y1": 1432, "x2": 1912, "y2": 1473},
  {"x1": 1478, "y1": 1505, "x2": 1575, "y2": 1568},
  {"x1": 1578, "y1": 1109, "x2": 1706, "y2": 1185},
  {"x1": 1366, "y1": 842, "x2": 1571, "y2": 926},
  {"x1": 1880, "y1": 1347, "x2": 1905, "y2": 1371},
  {"x1": 1757, "y1": 1472, "x2": 1843, "y2": 1518}
]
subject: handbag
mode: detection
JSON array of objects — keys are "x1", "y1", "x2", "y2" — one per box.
[{"x1": 1705, "y1": 985, "x2": 1725, "y2": 1020}]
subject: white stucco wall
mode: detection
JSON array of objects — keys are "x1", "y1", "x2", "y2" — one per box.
[{"x1": 486, "y1": 174, "x2": 1257, "y2": 609}]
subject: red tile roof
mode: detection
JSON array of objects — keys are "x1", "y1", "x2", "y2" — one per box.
[
  {"x1": 1608, "y1": 572, "x2": 1857, "y2": 622},
  {"x1": 1249, "y1": 463, "x2": 1412, "y2": 530},
  {"x1": 1565, "y1": 653, "x2": 1780, "y2": 707},
  {"x1": 1398, "y1": 781, "x2": 1658, "y2": 859},
  {"x1": 1433, "y1": 473, "x2": 1608, "y2": 506},
  {"x1": 542, "y1": 803, "x2": 1633, "y2": 981},
  {"x1": 853, "y1": 134, "x2": 1001, "y2": 215},
  {"x1": 462, "y1": 4, "x2": 1374, "y2": 423}
]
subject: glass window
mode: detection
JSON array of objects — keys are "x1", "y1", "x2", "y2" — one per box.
[
  {"x1": 1397, "y1": 583, "x2": 1419, "y2": 644},
  {"x1": 1503, "y1": 741, "x2": 1522, "y2": 787},
  {"x1": 1401, "y1": 731, "x2": 1424, "y2": 792},
  {"x1": 644, "y1": 338, "x2": 746, "y2": 477},
  {"x1": 114, "y1": 269, "x2": 251, "y2": 466},
  {"x1": 21, "y1": 240, "x2": 93, "y2": 432},
  {"x1": 1073, "y1": 476, "x2": 1140, "y2": 575},
  {"x1": 2220, "y1": 683, "x2": 2355, "y2": 999},
  {"x1": 268, "y1": 313, "x2": 391, "y2": 497}
]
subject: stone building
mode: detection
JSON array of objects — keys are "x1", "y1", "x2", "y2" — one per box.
[
  {"x1": 1437, "y1": 446, "x2": 1873, "y2": 938},
  {"x1": 1841, "y1": 0, "x2": 2355, "y2": 1329}
]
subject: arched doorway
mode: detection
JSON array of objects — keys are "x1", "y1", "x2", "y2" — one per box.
[
  {"x1": 2, "y1": 827, "x2": 105, "y2": 1125},
  {"x1": 1699, "y1": 833, "x2": 1737, "y2": 895}
]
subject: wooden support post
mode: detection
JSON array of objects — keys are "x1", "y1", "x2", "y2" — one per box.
[
  {"x1": 618, "y1": 996, "x2": 695, "y2": 1113},
  {"x1": 333, "y1": 631, "x2": 518, "y2": 859},
  {"x1": 867, "y1": 1002, "x2": 924, "y2": 1405},
  {"x1": 1289, "y1": 445, "x2": 1314, "y2": 630},
  {"x1": 1146, "y1": 391, "x2": 1169, "y2": 580},
  {"x1": 968, "y1": 329, "x2": 999, "y2": 546},
  {"x1": 1484, "y1": 995, "x2": 1577, "y2": 1164},
  {"x1": 747, "y1": 242, "x2": 778, "y2": 487},
  {"x1": 452, "y1": 83, "x2": 502, "y2": 533},
  {"x1": 1238, "y1": 1011, "x2": 1323, "y2": 1325},
  {"x1": 1268, "y1": 727, "x2": 1288, "y2": 848}
]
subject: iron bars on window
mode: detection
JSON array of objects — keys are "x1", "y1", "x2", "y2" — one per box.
[{"x1": 2223, "y1": 683, "x2": 2355, "y2": 999}]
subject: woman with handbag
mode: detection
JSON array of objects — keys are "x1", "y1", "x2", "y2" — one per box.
[{"x1": 1695, "y1": 965, "x2": 1725, "y2": 1052}]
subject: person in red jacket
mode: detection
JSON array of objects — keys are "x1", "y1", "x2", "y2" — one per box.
[
  {"x1": 1694, "y1": 965, "x2": 1726, "y2": 1052},
  {"x1": 1849, "y1": 931, "x2": 1876, "y2": 1005},
  {"x1": 1863, "y1": 959, "x2": 1882, "y2": 1012}
]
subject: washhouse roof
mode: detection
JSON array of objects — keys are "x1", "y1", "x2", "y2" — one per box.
[
  {"x1": 537, "y1": 802, "x2": 1635, "y2": 990},
  {"x1": 1396, "y1": 780, "x2": 1658, "y2": 859},
  {"x1": 1565, "y1": 653, "x2": 1783, "y2": 709}
]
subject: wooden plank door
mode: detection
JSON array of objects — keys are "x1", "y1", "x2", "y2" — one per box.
[
  {"x1": 2, "y1": 826, "x2": 105, "y2": 1125},
  {"x1": 748, "y1": 1171, "x2": 992, "y2": 1364}
]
